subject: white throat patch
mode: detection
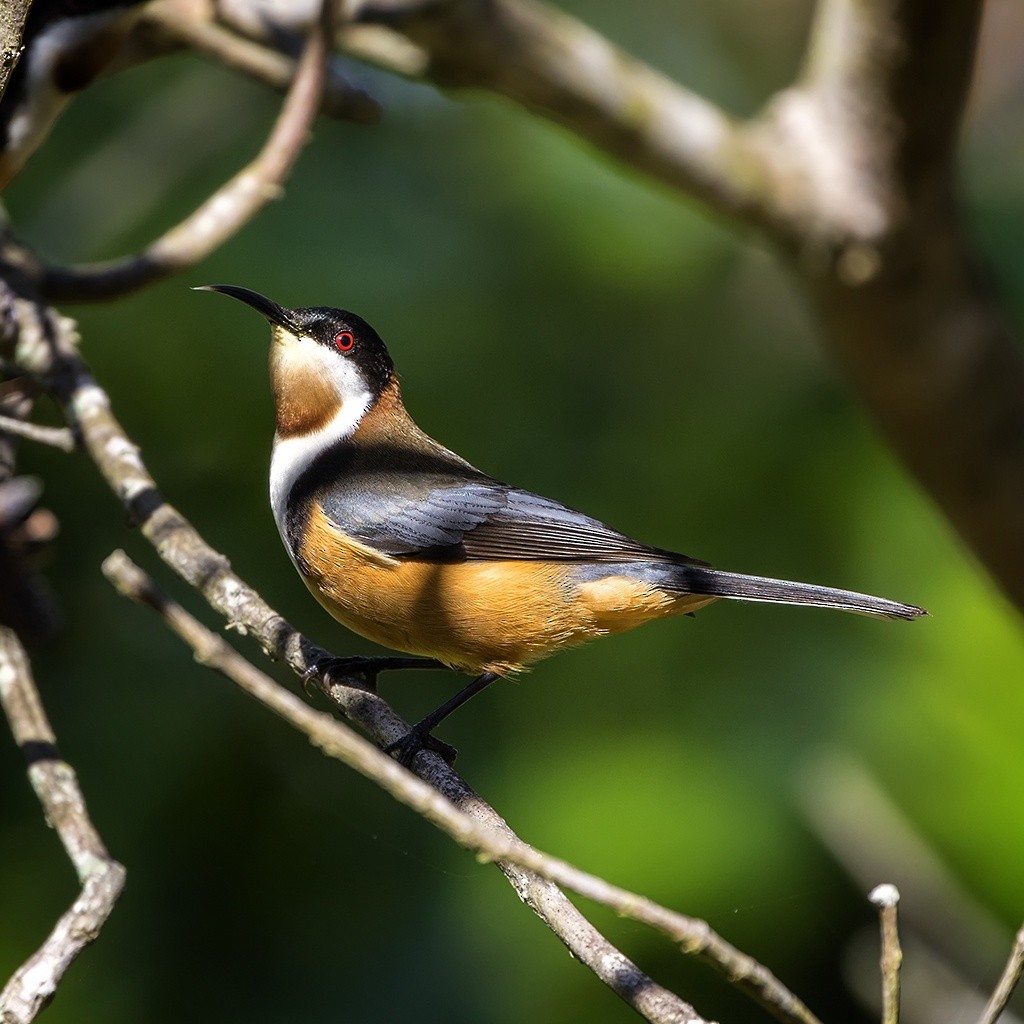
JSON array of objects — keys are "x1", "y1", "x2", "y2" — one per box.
[
  {"x1": 269, "y1": 398, "x2": 370, "y2": 552},
  {"x1": 268, "y1": 332, "x2": 372, "y2": 551}
]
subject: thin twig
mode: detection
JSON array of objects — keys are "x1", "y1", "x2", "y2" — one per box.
[
  {"x1": 0, "y1": 627, "x2": 126, "y2": 1024},
  {"x1": 978, "y1": 926, "x2": 1024, "y2": 1024},
  {"x1": 37, "y1": 0, "x2": 334, "y2": 303},
  {"x1": 869, "y1": 884, "x2": 902, "y2": 1024},
  {"x1": 0, "y1": 413, "x2": 75, "y2": 451},
  {"x1": 104, "y1": 548, "x2": 822, "y2": 1024}
]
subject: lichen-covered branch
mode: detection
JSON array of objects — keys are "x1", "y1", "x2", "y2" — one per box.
[
  {"x1": 108, "y1": 548, "x2": 827, "y2": 1024},
  {"x1": 0, "y1": 0, "x2": 31, "y2": 103},
  {"x1": 0, "y1": 286, "x2": 831, "y2": 1022},
  {"x1": 107, "y1": 551, "x2": 722, "y2": 1024},
  {"x1": 0, "y1": 627, "x2": 126, "y2": 1024}
]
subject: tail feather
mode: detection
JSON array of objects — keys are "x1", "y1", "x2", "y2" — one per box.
[{"x1": 673, "y1": 566, "x2": 926, "y2": 621}]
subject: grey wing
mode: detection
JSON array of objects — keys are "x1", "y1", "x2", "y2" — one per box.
[
  {"x1": 322, "y1": 476, "x2": 697, "y2": 565},
  {"x1": 460, "y1": 490, "x2": 684, "y2": 562},
  {"x1": 326, "y1": 480, "x2": 507, "y2": 555}
]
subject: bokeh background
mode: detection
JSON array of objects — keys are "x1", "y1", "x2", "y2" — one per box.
[{"x1": 3, "y1": 1, "x2": 1024, "y2": 1021}]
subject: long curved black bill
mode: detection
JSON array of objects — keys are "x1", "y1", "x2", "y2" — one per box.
[{"x1": 194, "y1": 284, "x2": 298, "y2": 331}]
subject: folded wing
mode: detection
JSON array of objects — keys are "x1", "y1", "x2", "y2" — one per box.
[{"x1": 320, "y1": 476, "x2": 702, "y2": 565}]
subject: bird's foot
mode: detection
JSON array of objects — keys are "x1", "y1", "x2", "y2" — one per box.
[
  {"x1": 301, "y1": 655, "x2": 444, "y2": 695},
  {"x1": 384, "y1": 724, "x2": 458, "y2": 768},
  {"x1": 382, "y1": 671, "x2": 499, "y2": 767}
]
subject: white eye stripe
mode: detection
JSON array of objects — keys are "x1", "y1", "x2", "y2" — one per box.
[
  {"x1": 287, "y1": 333, "x2": 365, "y2": 399},
  {"x1": 325, "y1": 347, "x2": 367, "y2": 402}
]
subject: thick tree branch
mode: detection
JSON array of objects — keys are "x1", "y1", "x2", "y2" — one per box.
[
  {"x1": 0, "y1": 627, "x2": 126, "y2": 1024},
  {"x1": 346, "y1": 0, "x2": 784, "y2": 232},
  {"x1": 808, "y1": 208, "x2": 1024, "y2": 604},
  {"x1": 781, "y1": 1, "x2": 1024, "y2": 612},
  {"x1": 14, "y1": 0, "x2": 1017, "y2": 605},
  {"x1": 2, "y1": 1, "x2": 1016, "y2": 1018},
  {"x1": 35, "y1": 0, "x2": 334, "y2": 303}
]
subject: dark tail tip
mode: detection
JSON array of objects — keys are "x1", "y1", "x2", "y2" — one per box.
[{"x1": 676, "y1": 567, "x2": 927, "y2": 621}]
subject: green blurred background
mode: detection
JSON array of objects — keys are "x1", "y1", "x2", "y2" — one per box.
[{"x1": 3, "y1": 1, "x2": 1024, "y2": 1021}]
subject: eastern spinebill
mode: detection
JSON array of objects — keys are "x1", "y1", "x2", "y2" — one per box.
[{"x1": 198, "y1": 285, "x2": 925, "y2": 765}]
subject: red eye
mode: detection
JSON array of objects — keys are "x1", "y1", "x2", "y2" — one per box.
[{"x1": 334, "y1": 331, "x2": 355, "y2": 351}]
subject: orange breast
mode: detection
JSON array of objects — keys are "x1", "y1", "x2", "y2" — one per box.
[{"x1": 297, "y1": 505, "x2": 715, "y2": 674}]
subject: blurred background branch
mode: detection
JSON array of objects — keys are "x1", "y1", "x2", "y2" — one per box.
[
  {"x1": 35, "y1": 0, "x2": 333, "y2": 302},
  {"x1": 138, "y1": 1, "x2": 381, "y2": 123},
  {"x1": 799, "y1": 752, "x2": 1024, "y2": 1022},
  {"x1": 980, "y1": 928, "x2": 1024, "y2": 1024}
]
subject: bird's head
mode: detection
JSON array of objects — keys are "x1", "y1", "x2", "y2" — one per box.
[{"x1": 197, "y1": 284, "x2": 395, "y2": 439}]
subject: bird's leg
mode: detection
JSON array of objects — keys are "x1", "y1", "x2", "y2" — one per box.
[
  {"x1": 385, "y1": 671, "x2": 502, "y2": 768},
  {"x1": 302, "y1": 654, "x2": 447, "y2": 694}
]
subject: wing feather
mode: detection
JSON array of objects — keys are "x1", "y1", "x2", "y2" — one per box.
[{"x1": 321, "y1": 474, "x2": 702, "y2": 565}]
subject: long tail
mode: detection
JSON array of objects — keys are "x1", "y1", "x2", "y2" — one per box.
[{"x1": 672, "y1": 565, "x2": 926, "y2": 621}]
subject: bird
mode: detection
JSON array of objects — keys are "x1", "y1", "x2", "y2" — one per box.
[{"x1": 198, "y1": 284, "x2": 926, "y2": 766}]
